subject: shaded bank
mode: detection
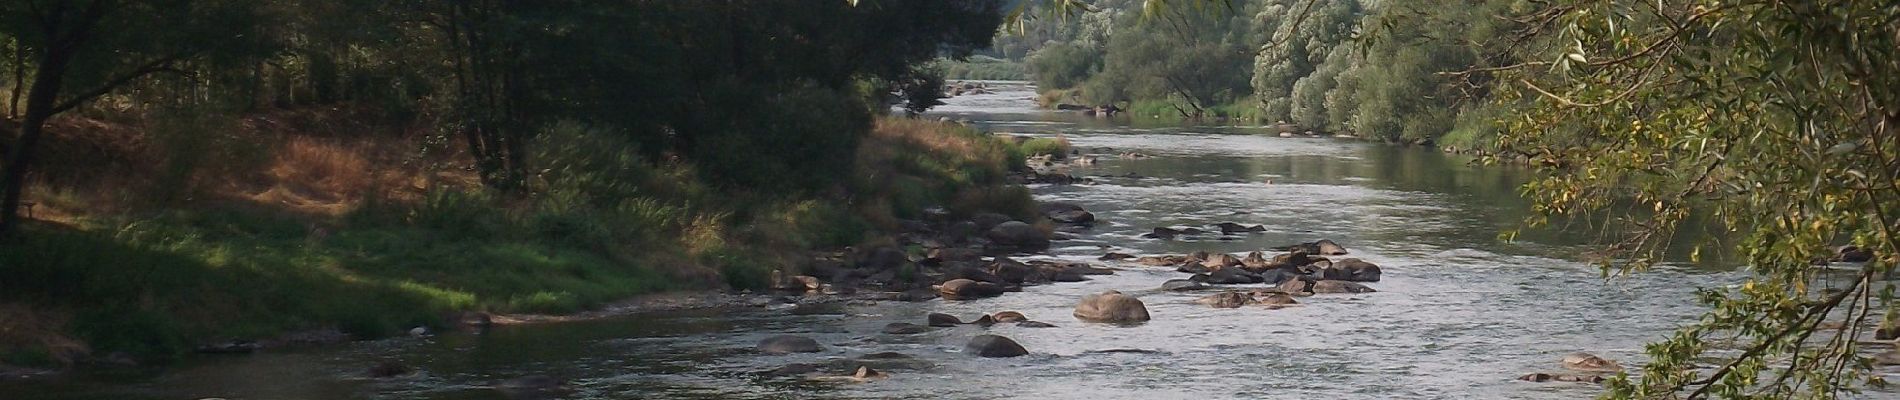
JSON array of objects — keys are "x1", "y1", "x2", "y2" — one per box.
[{"x1": 0, "y1": 114, "x2": 1039, "y2": 368}]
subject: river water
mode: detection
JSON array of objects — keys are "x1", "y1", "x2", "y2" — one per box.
[{"x1": 9, "y1": 82, "x2": 1890, "y2": 400}]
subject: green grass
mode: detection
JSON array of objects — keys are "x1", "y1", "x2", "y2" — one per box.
[
  {"x1": 0, "y1": 117, "x2": 1036, "y2": 364},
  {"x1": 0, "y1": 205, "x2": 680, "y2": 362},
  {"x1": 1015, "y1": 137, "x2": 1072, "y2": 158}
]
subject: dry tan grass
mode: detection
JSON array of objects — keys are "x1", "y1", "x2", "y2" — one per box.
[
  {"x1": 21, "y1": 106, "x2": 479, "y2": 221},
  {"x1": 868, "y1": 118, "x2": 983, "y2": 155},
  {"x1": 0, "y1": 304, "x2": 87, "y2": 365}
]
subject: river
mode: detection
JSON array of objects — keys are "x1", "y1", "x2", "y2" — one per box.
[{"x1": 8, "y1": 82, "x2": 1886, "y2": 399}]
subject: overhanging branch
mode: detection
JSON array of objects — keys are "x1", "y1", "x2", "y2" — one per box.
[{"x1": 49, "y1": 53, "x2": 190, "y2": 115}]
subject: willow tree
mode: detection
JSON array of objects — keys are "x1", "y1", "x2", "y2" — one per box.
[{"x1": 1475, "y1": 0, "x2": 1900, "y2": 397}]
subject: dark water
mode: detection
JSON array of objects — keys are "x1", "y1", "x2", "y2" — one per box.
[{"x1": 9, "y1": 82, "x2": 1891, "y2": 399}]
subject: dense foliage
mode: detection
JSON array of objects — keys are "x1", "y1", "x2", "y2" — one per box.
[
  {"x1": 0, "y1": 0, "x2": 1015, "y2": 363},
  {"x1": 1017, "y1": 0, "x2": 1900, "y2": 397},
  {"x1": 0, "y1": 0, "x2": 1004, "y2": 238},
  {"x1": 1016, "y1": 0, "x2": 1531, "y2": 139},
  {"x1": 1489, "y1": 1, "x2": 1900, "y2": 397}
]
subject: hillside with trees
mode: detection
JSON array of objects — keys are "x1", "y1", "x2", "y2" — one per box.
[
  {"x1": 1, "y1": 1, "x2": 1896, "y2": 398},
  {"x1": 1018, "y1": 0, "x2": 1528, "y2": 147},
  {"x1": 0, "y1": 0, "x2": 1026, "y2": 364}
]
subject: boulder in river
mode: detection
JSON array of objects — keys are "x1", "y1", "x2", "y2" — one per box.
[
  {"x1": 1197, "y1": 291, "x2": 1254, "y2": 308},
  {"x1": 965, "y1": 335, "x2": 1029, "y2": 358},
  {"x1": 1321, "y1": 258, "x2": 1382, "y2": 282},
  {"x1": 1073, "y1": 290, "x2": 1151, "y2": 324},
  {"x1": 857, "y1": 246, "x2": 910, "y2": 270},
  {"x1": 1241, "y1": 251, "x2": 1271, "y2": 267},
  {"x1": 1141, "y1": 227, "x2": 1181, "y2": 240},
  {"x1": 987, "y1": 221, "x2": 1051, "y2": 249},
  {"x1": 1254, "y1": 268, "x2": 1303, "y2": 285},
  {"x1": 1560, "y1": 352, "x2": 1623, "y2": 372},
  {"x1": 1134, "y1": 255, "x2": 1187, "y2": 266},
  {"x1": 1100, "y1": 252, "x2": 1137, "y2": 261},
  {"x1": 1276, "y1": 276, "x2": 1316, "y2": 295},
  {"x1": 939, "y1": 278, "x2": 1005, "y2": 300},
  {"x1": 1256, "y1": 292, "x2": 1300, "y2": 308},
  {"x1": 1833, "y1": 245, "x2": 1874, "y2": 263},
  {"x1": 972, "y1": 213, "x2": 1013, "y2": 231},
  {"x1": 948, "y1": 265, "x2": 1005, "y2": 285},
  {"x1": 927, "y1": 247, "x2": 983, "y2": 264},
  {"x1": 1017, "y1": 321, "x2": 1058, "y2": 328},
  {"x1": 1272, "y1": 251, "x2": 1315, "y2": 268},
  {"x1": 927, "y1": 313, "x2": 964, "y2": 327},
  {"x1": 759, "y1": 335, "x2": 823, "y2": 354},
  {"x1": 1160, "y1": 279, "x2": 1213, "y2": 292},
  {"x1": 1314, "y1": 239, "x2": 1348, "y2": 255},
  {"x1": 1214, "y1": 222, "x2": 1266, "y2": 234},
  {"x1": 882, "y1": 323, "x2": 931, "y2": 335},
  {"x1": 1206, "y1": 267, "x2": 1263, "y2": 284},
  {"x1": 1274, "y1": 239, "x2": 1349, "y2": 256},
  {"x1": 991, "y1": 311, "x2": 1029, "y2": 323},
  {"x1": 1141, "y1": 227, "x2": 1203, "y2": 239},
  {"x1": 770, "y1": 272, "x2": 824, "y2": 292},
  {"x1": 1518, "y1": 372, "x2": 1605, "y2": 383},
  {"x1": 1175, "y1": 263, "x2": 1212, "y2": 274},
  {"x1": 1309, "y1": 280, "x2": 1376, "y2": 294},
  {"x1": 1202, "y1": 253, "x2": 1243, "y2": 269},
  {"x1": 1042, "y1": 202, "x2": 1096, "y2": 225}
]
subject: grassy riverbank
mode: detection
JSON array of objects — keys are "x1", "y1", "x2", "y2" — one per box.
[{"x1": 0, "y1": 113, "x2": 1032, "y2": 367}]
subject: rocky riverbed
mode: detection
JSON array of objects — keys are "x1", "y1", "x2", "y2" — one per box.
[{"x1": 9, "y1": 81, "x2": 1900, "y2": 400}]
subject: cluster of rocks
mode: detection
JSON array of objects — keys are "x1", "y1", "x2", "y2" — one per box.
[
  {"x1": 1130, "y1": 239, "x2": 1381, "y2": 301},
  {"x1": 754, "y1": 310, "x2": 1071, "y2": 383},
  {"x1": 749, "y1": 290, "x2": 1157, "y2": 383},
  {"x1": 1140, "y1": 222, "x2": 1272, "y2": 239},
  {"x1": 1517, "y1": 352, "x2": 1625, "y2": 384},
  {"x1": 1016, "y1": 149, "x2": 1094, "y2": 185},
  {"x1": 1052, "y1": 103, "x2": 1122, "y2": 116},
  {"x1": 945, "y1": 81, "x2": 992, "y2": 97},
  {"x1": 768, "y1": 203, "x2": 1110, "y2": 301}
]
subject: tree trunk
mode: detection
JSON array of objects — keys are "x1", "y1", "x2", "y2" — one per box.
[
  {"x1": 9, "y1": 42, "x2": 23, "y2": 120},
  {"x1": 0, "y1": 44, "x2": 72, "y2": 241}
]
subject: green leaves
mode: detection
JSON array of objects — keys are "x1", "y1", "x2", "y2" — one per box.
[{"x1": 1493, "y1": 0, "x2": 1900, "y2": 398}]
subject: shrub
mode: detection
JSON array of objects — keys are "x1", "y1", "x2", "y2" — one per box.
[
  {"x1": 691, "y1": 87, "x2": 869, "y2": 194},
  {"x1": 1016, "y1": 137, "x2": 1071, "y2": 157},
  {"x1": 1026, "y1": 42, "x2": 1101, "y2": 90}
]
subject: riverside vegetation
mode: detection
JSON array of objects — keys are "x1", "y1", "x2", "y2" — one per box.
[
  {"x1": 2, "y1": 1, "x2": 1898, "y2": 399},
  {"x1": 0, "y1": 1, "x2": 1032, "y2": 368}
]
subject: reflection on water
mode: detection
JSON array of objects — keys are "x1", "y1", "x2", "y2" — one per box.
[{"x1": 7, "y1": 82, "x2": 1885, "y2": 400}]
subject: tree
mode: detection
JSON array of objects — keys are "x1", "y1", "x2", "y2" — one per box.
[
  {"x1": 897, "y1": 65, "x2": 949, "y2": 116},
  {"x1": 0, "y1": 0, "x2": 262, "y2": 240},
  {"x1": 1481, "y1": 1, "x2": 1900, "y2": 397}
]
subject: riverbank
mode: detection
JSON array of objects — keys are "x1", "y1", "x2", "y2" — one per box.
[{"x1": 0, "y1": 111, "x2": 1045, "y2": 370}]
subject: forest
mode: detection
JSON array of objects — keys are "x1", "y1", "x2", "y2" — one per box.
[
  {"x1": 1011, "y1": 0, "x2": 1528, "y2": 149},
  {"x1": 2, "y1": 0, "x2": 1898, "y2": 399},
  {"x1": 0, "y1": 0, "x2": 1027, "y2": 363}
]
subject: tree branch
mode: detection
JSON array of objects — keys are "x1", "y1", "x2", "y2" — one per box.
[
  {"x1": 1683, "y1": 268, "x2": 1869, "y2": 399},
  {"x1": 49, "y1": 53, "x2": 188, "y2": 115}
]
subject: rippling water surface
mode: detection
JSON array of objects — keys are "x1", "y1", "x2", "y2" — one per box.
[{"x1": 16, "y1": 82, "x2": 1878, "y2": 400}]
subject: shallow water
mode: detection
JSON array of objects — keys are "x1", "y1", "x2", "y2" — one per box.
[{"x1": 7, "y1": 82, "x2": 1892, "y2": 400}]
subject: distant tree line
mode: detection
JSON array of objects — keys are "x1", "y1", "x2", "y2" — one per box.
[{"x1": 1018, "y1": 0, "x2": 1528, "y2": 145}]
